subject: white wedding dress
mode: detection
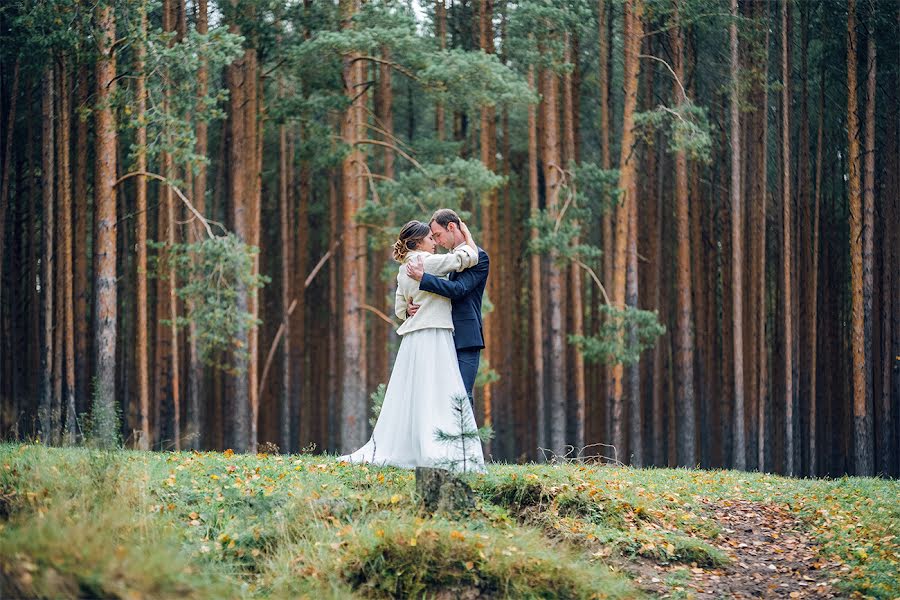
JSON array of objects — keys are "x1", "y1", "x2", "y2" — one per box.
[{"x1": 339, "y1": 246, "x2": 486, "y2": 474}]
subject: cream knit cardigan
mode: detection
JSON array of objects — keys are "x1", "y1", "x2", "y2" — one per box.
[{"x1": 394, "y1": 244, "x2": 479, "y2": 336}]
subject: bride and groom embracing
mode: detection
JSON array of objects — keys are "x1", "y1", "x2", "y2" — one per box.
[{"x1": 340, "y1": 209, "x2": 489, "y2": 473}]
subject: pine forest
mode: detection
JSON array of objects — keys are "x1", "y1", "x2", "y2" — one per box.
[{"x1": 1, "y1": 0, "x2": 898, "y2": 479}]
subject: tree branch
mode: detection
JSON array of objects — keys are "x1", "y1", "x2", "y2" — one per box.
[
  {"x1": 258, "y1": 235, "x2": 344, "y2": 402},
  {"x1": 575, "y1": 260, "x2": 611, "y2": 306},
  {"x1": 639, "y1": 54, "x2": 687, "y2": 102},
  {"x1": 114, "y1": 171, "x2": 220, "y2": 238},
  {"x1": 352, "y1": 55, "x2": 420, "y2": 81}
]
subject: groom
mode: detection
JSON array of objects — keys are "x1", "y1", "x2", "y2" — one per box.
[{"x1": 406, "y1": 208, "x2": 489, "y2": 408}]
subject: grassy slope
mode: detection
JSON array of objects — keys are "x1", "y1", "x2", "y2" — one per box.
[{"x1": 0, "y1": 444, "x2": 897, "y2": 599}]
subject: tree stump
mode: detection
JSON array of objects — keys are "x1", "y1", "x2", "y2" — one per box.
[{"x1": 415, "y1": 467, "x2": 475, "y2": 514}]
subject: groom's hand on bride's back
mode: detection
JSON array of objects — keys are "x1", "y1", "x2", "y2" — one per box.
[
  {"x1": 407, "y1": 302, "x2": 420, "y2": 317},
  {"x1": 406, "y1": 256, "x2": 425, "y2": 281}
]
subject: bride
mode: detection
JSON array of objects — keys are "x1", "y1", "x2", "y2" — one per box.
[{"x1": 339, "y1": 219, "x2": 486, "y2": 473}]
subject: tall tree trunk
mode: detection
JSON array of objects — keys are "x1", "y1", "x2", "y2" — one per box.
[
  {"x1": 93, "y1": 3, "x2": 118, "y2": 448},
  {"x1": 435, "y1": 0, "x2": 447, "y2": 140},
  {"x1": 372, "y1": 44, "x2": 394, "y2": 396},
  {"x1": 57, "y1": 58, "x2": 76, "y2": 444},
  {"x1": 809, "y1": 55, "x2": 824, "y2": 476},
  {"x1": 670, "y1": 1, "x2": 695, "y2": 467},
  {"x1": 729, "y1": 0, "x2": 746, "y2": 470},
  {"x1": 598, "y1": 0, "x2": 613, "y2": 446},
  {"x1": 339, "y1": 0, "x2": 368, "y2": 453},
  {"x1": 781, "y1": 0, "x2": 794, "y2": 476},
  {"x1": 156, "y1": 0, "x2": 180, "y2": 450},
  {"x1": 185, "y1": 0, "x2": 209, "y2": 450},
  {"x1": 846, "y1": 0, "x2": 871, "y2": 476},
  {"x1": 861, "y1": 5, "x2": 876, "y2": 477},
  {"x1": 0, "y1": 58, "x2": 20, "y2": 416},
  {"x1": 134, "y1": 3, "x2": 150, "y2": 450},
  {"x1": 753, "y1": 0, "x2": 770, "y2": 472},
  {"x1": 561, "y1": 34, "x2": 586, "y2": 454},
  {"x1": 609, "y1": 0, "x2": 643, "y2": 461},
  {"x1": 479, "y1": 0, "x2": 496, "y2": 434},
  {"x1": 73, "y1": 63, "x2": 90, "y2": 417},
  {"x1": 797, "y1": 2, "x2": 814, "y2": 475},
  {"x1": 226, "y1": 14, "x2": 250, "y2": 452},
  {"x1": 40, "y1": 66, "x2": 56, "y2": 443},
  {"x1": 540, "y1": 61, "x2": 566, "y2": 456},
  {"x1": 0, "y1": 58, "x2": 19, "y2": 304},
  {"x1": 527, "y1": 65, "x2": 545, "y2": 458},
  {"x1": 278, "y1": 74, "x2": 292, "y2": 454}
]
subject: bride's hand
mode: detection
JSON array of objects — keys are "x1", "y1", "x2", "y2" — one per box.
[{"x1": 460, "y1": 221, "x2": 475, "y2": 246}]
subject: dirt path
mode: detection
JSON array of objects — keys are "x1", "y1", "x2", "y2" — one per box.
[{"x1": 624, "y1": 498, "x2": 844, "y2": 599}]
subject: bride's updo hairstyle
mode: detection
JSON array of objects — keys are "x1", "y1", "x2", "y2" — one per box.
[{"x1": 392, "y1": 220, "x2": 431, "y2": 263}]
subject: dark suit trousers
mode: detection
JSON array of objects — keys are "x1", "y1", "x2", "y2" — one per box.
[{"x1": 457, "y1": 348, "x2": 481, "y2": 409}]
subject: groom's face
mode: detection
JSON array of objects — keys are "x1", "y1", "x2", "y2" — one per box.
[{"x1": 430, "y1": 222, "x2": 456, "y2": 250}]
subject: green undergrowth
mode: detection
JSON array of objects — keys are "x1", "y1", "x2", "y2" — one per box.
[{"x1": 0, "y1": 444, "x2": 897, "y2": 598}]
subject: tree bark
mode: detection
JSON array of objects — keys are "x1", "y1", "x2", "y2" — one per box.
[
  {"x1": 226, "y1": 9, "x2": 250, "y2": 452},
  {"x1": 40, "y1": 66, "x2": 56, "y2": 444},
  {"x1": 527, "y1": 65, "x2": 545, "y2": 458},
  {"x1": 729, "y1": 0, "x2": 746, "y2": 470},
  {"x1": 185, "y1": 0, "x2": 209, "y2": 451},
  {"x1": 134, "y1": 4, "x2": 150, "y2": 450},
  {"x1": 540, "y1": 62, "x2": 566, "y2": 457},
  {"x1": 861, "y1": 0, "x2": 876, "y2": 478},
  {"x1": 279, "y1": 73, "x2": 292, "y2": 454},
  {"x1": 670, "y1": 1, "x2": 695, "y2": 467},
  {"x1": 781, "y1": 0, "x2": 794, "y2": 476},
  {"x1": 435, "y1": 0, "x2": 447, "y2": 140},
  {"x1": 339, "y1": 0, "x2": 368, "y2": 453},
  {"x1": 609, "y1": 0, "x2": 643, "y2": 461},
  {"x1": 92, "y1": 3, "x2": 118, "y2": 448},
  {"x1": 73, "y1": 63, "x2": 91, "y2": 417},
  {"x1": 57, "y1": 58, "x2": 76, "y2": 444},
  {"x1": 752, "y1": 0, "x2": 770, "y2": 472},
  {"x1": 846, "y1": 0, "x2": 871, "y2": 476}
]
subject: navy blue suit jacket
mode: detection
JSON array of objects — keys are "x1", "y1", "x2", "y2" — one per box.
[{"x1": 419, "y1": 246, "x2": 489, "y2": 350}]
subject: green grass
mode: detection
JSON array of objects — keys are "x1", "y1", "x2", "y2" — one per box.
[{"x1": 0, "y1": 444, "x2": 897, "y2": 599}]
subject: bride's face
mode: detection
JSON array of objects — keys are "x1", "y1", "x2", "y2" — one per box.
[{"x1": 420, "y1": 232, "x2": 437, "y2": 253}]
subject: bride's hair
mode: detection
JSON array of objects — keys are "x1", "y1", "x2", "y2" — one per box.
[{"x1": 393, "y1": 220, "x2": 431, "y2": 263}]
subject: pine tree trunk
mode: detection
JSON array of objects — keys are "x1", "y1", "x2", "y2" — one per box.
[
  {"x1": 92, "y1": 3, "x2": 118, "y2": 448},
  {"x1": 372, "y1": 44, "x2": 394, "y2": 396},
  {"x1": 846, "y1": 0, "x2": 871, "y2": 476},
  {"x1": 610, "y1": 0, "x2": 643, "y2": 461},
  {"x1": 435, "y1": 0, "x2": 447, "y2": 140},
  {"x1": 0, "y1": 58, "x2": 18, "y2": 296},
  {"x1": 809, "y1": 55, "x2": 824, "y2": 476},
  {"x1": 134, "y1": 4, "x2": 150, "y2": 450},
  {"x1": 561, "y1": 35, "x2": 586, "y2": 454},
  {"x1": 339, "y1": 0, "x2": 368, "y2": 453},
  {"x1": 598, "y1": 0, "x2": 613, "y2": 446},
  {"x1": 57, "y1": 58, "x2": 76, "y2": 444},
  {"x1": 186, "y1": 0, "x2": 209, "y2": 451},
  {"x1": 40, "y1": 66, "x2": 56, "y2": 444},
  {"x1": 753, "y1": 0, "x2": 770, "y2": 471},
  {"x1": 479, "y1": 0, "x2": 496, "y2": 434},
  {"x1": 670, "y1": 2, "x2": 695, "y2": 467},
  {"x1": 226, "y1": 17, "x2": 250, "y2": 452},
  {"x1": 781, "y1": 0, "x2": 794, "y2": 476},
  {"x1": 797, "y1": 2, "x2": 814, "y2": 475},
  {"x1": 861, "y1": 9, "x2": 876, "y2": 476},
  {"x1": 729, "y1": 0, "x2": 746, "y2": 470},
  {"x1": 73, "y1": 63, "x2": 90, "y2": 417},
  {"x1": 527, "y1": 65, "x2": 545, "y2": 458},
  {"x1": 540, "y1": 62, "x2": 566, "y2": 457},
  {"x1": 279, "y1": 74, "x2": 292, "y2": 454},
  {"x1": 0, "y1": 58, "x2": 20, "y2": 415}
]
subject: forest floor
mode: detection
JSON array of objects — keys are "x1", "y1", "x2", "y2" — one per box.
[{"x1": 0, "y1": 444, "x2": 897, "y2": 599}]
